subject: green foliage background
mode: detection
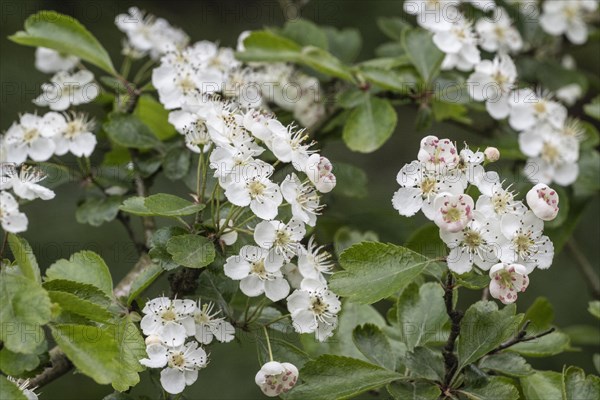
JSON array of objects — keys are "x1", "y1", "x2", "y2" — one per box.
[{"x1": 0, "y1": 0, "x2": 598, "y2": 398}]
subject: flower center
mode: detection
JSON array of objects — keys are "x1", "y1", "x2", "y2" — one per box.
[
  {"x1": 168, "y1": 352, "x2": 186, "y2": 369},
  {"x1": 248, "y1": 180, "x2": 266, "y2": 197},
  {"x1": 274, "y1": 230, "x2": 291, "y2": 247},
  {"x1": 23, "y1": 128, "x2": 40, "y2": 143},
  {"x1": 178, "y1": 76, "x2": 196, "y2": 92},
  {"x1": 161, "y1": 309, "x2": 177, "y2": 321},
  {"x1": 494, "y1": 26, "x2": 506, "y2": 39},
  {"x1": 445, "y1": 207, "x2": 463, "y2": 222},
  {"x1": 514, "y1": 234, "x2": 534, "y2": 255},
  {"x1": 541, "y1": 142, "x2": 560, "y2": 164},
  {"x1": 463, "y1": 229, "x2": 483, "y2": 249},
  {"x1": 420, "y1": 177, "x2": 437, "y2": 196},
  {"x1": 533, "y1": 101, "x2": 547, "y2": 115},
  {"x1": 492, "y1": 192, "x2": 510, "y2": 213},
  {"x1": 310, "y1": 296, "x2": 328, "y2": 315},
  {"x1": 250, "y1": 259, "x2": 268, "y2": 279},
  {"x1": 65, "y1": 121, "x2": 82, "y2": 139}
]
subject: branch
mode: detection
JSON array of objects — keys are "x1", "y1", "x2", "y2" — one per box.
[
  {"x1": 29, "y1": 254, "x2": 155, "y2": 389},
  {"x1": 567, "y1": 239, "x2": 600, "y2": 300},
  {"x1": 488, "y1": 320, "x2": 556, "y2": 355},
  {"x1": 442, "y1": 273, "x2": 463, "y2": 389}
]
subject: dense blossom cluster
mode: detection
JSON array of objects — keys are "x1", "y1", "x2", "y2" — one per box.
[
  {"x1": 393, "y1": 135, "x2": 558, "y2": 304},
  {"x1": 405, "y1": 0, "x2": 594, "y2": 186}
]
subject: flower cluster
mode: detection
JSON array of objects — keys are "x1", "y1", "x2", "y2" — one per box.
[
  {"x1": 393, "y1": 135, "x2": 558, "y2": 304},
  {"x1": 139, "y1": 298, "x2": 234, "y2": 394},
  {"x1": 539, "y1": 0, "x2": 598, "y2": 45}
]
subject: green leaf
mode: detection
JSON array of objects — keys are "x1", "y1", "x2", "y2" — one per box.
[
  {"x1": 75, "y1": 196, "x2": 122, "y2": 227},
  {"x1": 511, "y1": 331, "x2": 572, "y2": 357},
  {"x1": 459, "y1": 376, "x2": 520, "y2": 400},
  {"x1": 522, "y1": 297, "x2": 554, "y2": 333},
  {"x1": 589, "y1": 301, "x2": 600, "y2": 319},
  {"x1": 43, "y1": 279, "x2": 112, "y2": 306},
  {"x1": 126, "y1": 260, "x2": 163, "y2": 306},
  {"x1": 50, "y1": 324, "x2": 120, "y2": 385},
  {"x1": 166, "y1": 234, "x2": 215, "y2": 269},
  {"x1": 144, "y1": 193, "x2": 204, "y2": 216},
  {"x1": 580, "y1": 121, "x2": 600, "y2": 149},
  {"x1": 330, "y1": 242, "x2": 433, "y2": 304},
  {"x1": 431, "y1": 99, "x2": 471, "y2": 124},
  {"x1": 457, "y1": 301, "x2": 523, "y2": 370},
  {"x1": 300, "y1": 46, "x2": 355, "y2": 81},
  {"x1": 402, "y1": 29, "x2": 444, "y2": 84},
  {"x1": 162, "y1": 147, "x2": 191, "y2": 180},
  {"x1": 0, "y1": 347, "x2": 40, "y2": 375},
  {"x1": 405, "y1": 223, "x2": 447, "y2": 260},
  {"x1": 562, "y1": 366, "x2": 600, "y2": 400},
  {"x1": 7, "y1": 234, "x2": 41, "y2": 284},
  {"x1": 119, "y1": 196, "x2": 153, "y2": 216},
  {"x1": 342, "y1": 96, "x2": 397, "y2": 153},
  {"x1": 45, "y1": 251, "x2": 113, "y2": 296},
  {"x1": 377, "y1": 17, "x2": 411, "y2": 41},
  {"x1": 455, "y1": 271, "x2": 490, "y2": 290},
  {"x1": 148, "y1": 226, "x2": 188, "y2": 271},
  {"x1": 237, "y1": 30, "x2": 301, "y2": 62},
  {"x1": 48, "y1": 290, "x2": 113, "y2": 323},
  {"x1": 0, "y1": 376, "x2": 27, "y2": 400},
  {"x1": 332, "y1": 162, "x2": 368, "y2": 198},
  {"x1": 352, "y1": 324, "x2": 396, "y2": 370},
  {"x1": 103, "y1": 112, "x2": 161, "y2": 150},
  {"x1": 573, "y1": 150, "x2": 600, "y2": 197},
  {"x1": 287, "y1": 355, "x2": 403, "y2": 400},
  {"x1": 0, "y1": 273, "x2": 51, "y2": 353},
  {"x1": 359, "y1": 66, "x2": 418, "y2": 94},
  {"x1": 112, "y1": 316, "x2": 146, "y2": 392},
  {"x1": 133, "y1": 95, "x2": 176, "y2": 140},
  {"x1": 322, "y1": 26, "x2": 362, "y2": 64},
  {"x1": 396, "y1": 282, "x2": 449, "y2": 351},
  {"x1": 584, "y1": 96, "x2": 600, "y2": 121},
  {"x1": 9, "y1": 11, "x2": 115, "y2": 74},
  {"x1": 387, "y1": 381, "x2": 441, "y2": 400},
  {"x1": 478, "y1": 352, "x2": 533, "y2": 377},
  {"x1": 281, "y1": 18, "x2": 328, "y2": 49},
  {"x1": 521, "y1": 371, "x2": 563, "y2": 400},
  {"x1": 405, "y1": 347, "x2": 444, "y2": 382}
]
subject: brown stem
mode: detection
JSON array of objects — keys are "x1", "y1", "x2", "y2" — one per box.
[
  {"x1": 442, "y1": 273, "x2": 463, "y2": 389},
  {"x1": 488, "y1": 320, "x2": 556, "y2": 355}
]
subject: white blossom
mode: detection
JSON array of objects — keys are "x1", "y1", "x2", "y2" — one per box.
[
  {"x1": 286, "y1": 279, "x2": 341, "y2": 341},
  {"x1": 526, "y1": 183, "x2": 559, "y2": 221},
  {"x1": 418, "y1": 136, "x2": 460, "y2": 172},
  {"x1": 255, "y1": 361, "x2": 299, "y2": 397},
  {"x1": 489, "y1": 263, "x2": 530, "y2": 304},
  {"x1": 218, "y1": 218, "x2": 238, "y2": 246},
  {"x1": 297, "y1": 236, "x2": 334, "y2": 283},
  {"x1": 433, "y1": 193, "x2": 475, "y2": 233},
  {"x1": 0, "y1": 164, "x2": 55, "y2": 201},
  {"x1": 403, "y1": 0, "x2": 462, "y2": 32},
  {"x1": 140, "y1": 297, "x2": 196, "y2": 347},
  {"x1": 0, "y1": 191, "x2": 28, "y2": 233},
  {"x1": 475, "y1": 7, "x2": 523, "y2": 53},
  {"x1": 280, "y1": 173, "x2": 322, "y2": 226},
  {"x1": 4, "y1": 112, "x2": 63, "y2": 163},
  {"x1": 508, "y1": 89, "x2": 567, "y2": 132},
  {"x1": 192, "y1": 300, "x2": 235, "y2": 345},
  {"x1": 254, "y1": 218, "x2": 306, "y2": 262},
  {"x1": 539, "y1": 0, "x2": 598, "y2": 45},
  {"x1": 433, "y1": 14, "x2": 480, "y2": 72},
  {"x1": 33, "y1": 70, "x2": 99, "y2": 111},
  {"x1": 139, "y1": 341, "x2": 207, "y2": 394},
  {"x1": 224, "y1": 245, "x2": 290, "y2": 301},
  {"x1": 53, "y1": 112, "x2": 97, "y2": 157},
  {"x1": 468, "y1": 54, "x2": 517, "y2": 120},
  {"x1": 35, "y1": 47, "x2": 78, "y2": 73},
  {"x1": 304, "y1": 154, "x2": 336, "y2": 193}
]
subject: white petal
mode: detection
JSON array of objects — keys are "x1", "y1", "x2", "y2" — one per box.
[
  {"x1": 264, "y1": 278, "x2": 290, "y2": 301},
  {"x1": 240, "y1": 275, "x2": 265, "y2": 297},
  {"x1": 392, "y1": 187, "x2": 423, "y2": 217},
  {"x1": 160, "y1": 367, "x2": 187, "y2": 395}
]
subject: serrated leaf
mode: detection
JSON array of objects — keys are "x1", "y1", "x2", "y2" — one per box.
[
  {"x1": 112, "y1": 316, "x2": 146, "y2": 392},
  {"x1": 562, "y1": 366, "x2": 600, "y2": 400},
  {"x1": 144, "y1": 193, "x2": 204, "y2": 216},
  {"x1": 76, "y1": 196, "x2": 122, "y2": 227},
  {"x1": 126, "y1": 260, "x2": 163, "y2": 306},
  {"x1": 0, "y1": 272, "x2": 51, "y2": 353},
  {"x1": 333, "y1": 227, "x2": 379, "y2": 258},
  {"x1": 387, "y1": 380, "x2": 441, "y2": 400},
  {"x1": 148, "y1": 226, "x2": 188, "y2": 271},
  {"x1": 48, "y1": 290, "x2": 113, "y2": 323},
  {"x1": 119, "y1": 196, "x2": 153, "y2": 216},
  {"x1": 7, "y1": 234, "x2": 40, "y2": 283},
  {"x1": 134, "y1": 95, "x2": 176, "y2": 140},
  {"x1": 0, "y1": 376, "x2": 27, "y2": 400},
  {"x1": 396, "y1": 282, "x2": 449, "y2": 351},
  {"x1": 521, "y1": 370, "x2": 563, "y2": 400},
  {"x1": 459, "y1": 376, "x2": 520, "y2": 400},
  {"x1": 330, "y1": 242, "x2": 433, "y2": 304},
  {"x1": 405, "y1": 347, "x2": 444, "y2": 382},
  {"x1": 0, "y1": 347, "x2": 40, "y2": 376},
  {"x1": 9, "y1": 11, "x2": 115, "y2": 74},
  {"x1": 287, "y1": 355, "x2": 403, "y2": 400},
  {"x1": 237, "y1": 30, "x2": 301, "y2": 62},
  {"x1": 478, "y1": 352, "x2": 533, "y2": 377},
  {"x1": 166, "y1": 234, "x2": 215, "y2": 269},
  {"x1": 457, "y1": 301, "x2": 523, "y2": 370},
  {"x1": 342, "y1": 96, "x2": 397, "y2": 153},
  {"x1": 42, "y1": 279, "x2": 111, "y2": 306},
  {"x1": 103, "y1": 112, "x2": 161, "y2": 150},
  {"x1": 402, "y1": 29, "x2": 444, "y2": 84},
  {"x1": 45, "y1": 251, "x2": 113, "y2": 296},
  {"x1": 352, "y1": 324, "x2": 395, "y2": 370}
]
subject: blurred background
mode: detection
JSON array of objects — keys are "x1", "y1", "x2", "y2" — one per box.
[{"x1": 1, "y1": 0, "x2": 599, "y2": 399}]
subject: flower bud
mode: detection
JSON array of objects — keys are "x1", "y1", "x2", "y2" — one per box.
[
  {"x1": 526, "y1": 183, "x2": 559, "y2": 221},
  {"x1": 484, "y1": 147, "x2": 500, "y2": 162},
  {"x1": 144, "y1": 335, "x2": 163, "y2": 346},
  {"x1": 255, "y1": 361, "x2": 299, "y2": 397}
]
